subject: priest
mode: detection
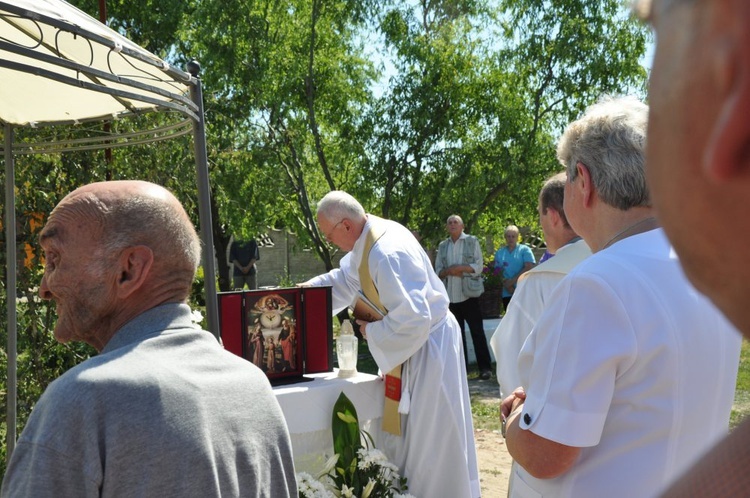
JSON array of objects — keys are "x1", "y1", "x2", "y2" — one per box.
[{"x1": 302, "y1": 190, "x2": 480, "y2": 498}]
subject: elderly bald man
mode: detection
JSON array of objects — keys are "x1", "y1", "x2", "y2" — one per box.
[{"x1": 1, "y1": 181, "x2": 296, "y2": 498}]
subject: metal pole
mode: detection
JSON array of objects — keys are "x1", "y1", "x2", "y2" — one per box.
[
  {"x1": 4, "y1": 123, "x2": 18, "y2": 461},
  {"x1": 186, "y1": 61, "x2": 219, "y2": 339}
]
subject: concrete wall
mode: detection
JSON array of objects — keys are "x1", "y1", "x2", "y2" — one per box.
[{"x1": 226, "y1": 229, "x2": 345, "y2": 288}]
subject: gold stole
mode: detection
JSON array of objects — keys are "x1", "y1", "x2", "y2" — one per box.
[{"x1": 358, "y1": 221, "x2": 403, "y2": 436}]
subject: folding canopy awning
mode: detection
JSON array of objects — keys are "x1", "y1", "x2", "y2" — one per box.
[{"x1": 0, "y1": 0, "x2": 219, "y2": 459}]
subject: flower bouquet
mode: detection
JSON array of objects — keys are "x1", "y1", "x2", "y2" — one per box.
[
  {"x1": 481, "y1": 258, "x2": 503, "y2": 289},
  {"x1": 297, "y1": 393, "x2": 414, "y2": 498}
]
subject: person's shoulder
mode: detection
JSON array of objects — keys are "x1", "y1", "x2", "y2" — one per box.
[
  {"x1": 30, "y1": 357, "x2": 108, "y2": 414},
  {"x1": 564, "y1": 239, "x2": 666, "y2": 286}
]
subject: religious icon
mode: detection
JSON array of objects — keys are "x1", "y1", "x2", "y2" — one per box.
[
  {"x1": 243, "y1": 290, "x2": 302, "y2": 379},
  {"x1": 218, "y1": 286, "x2": 334, "y2": 385}
]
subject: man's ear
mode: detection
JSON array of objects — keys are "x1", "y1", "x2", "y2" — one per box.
[
  {"x1": 116, "y1": 245, "x2": 154, "y2": 298},
  {"x1": 703, "y1": 7, "x2": 750, "y2": 181},
  {"x1": 547, "y1": 206, "x2": 562, "y2": 227},
  {"x1": 576, "y1": 162, "x2": 595, "y2": 207}
]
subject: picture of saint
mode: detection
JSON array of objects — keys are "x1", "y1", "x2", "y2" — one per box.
[
  {"x1": 248, "y1": 322, "x2": 264, "y2": 369},
  {"x1": 265, "y1": 337, "x2": 277, "y2": 372},
  {"x1": 278, "y1": 318, "x2": 297, "y2": 371}
]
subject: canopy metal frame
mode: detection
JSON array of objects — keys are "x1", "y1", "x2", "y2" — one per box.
[{"x1": 1, "y1": 1, "x2": 219, "y2": 461}]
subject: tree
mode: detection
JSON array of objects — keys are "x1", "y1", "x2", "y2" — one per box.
[
  {"x1": 360, "y1": 0, "x2": 649, "y2": 252},
  {"x1": 185, "y1": 0, "x2": 380, "y2": 273}
]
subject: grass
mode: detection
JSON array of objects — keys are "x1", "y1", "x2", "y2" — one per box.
[
  {"x1": 471, "y1": 398, "x2": 501, "y2": 432},
  {"x1": 730, "y1": 339, "x2": 750, "y2": 428}
]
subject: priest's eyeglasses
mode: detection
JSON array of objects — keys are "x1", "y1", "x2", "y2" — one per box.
[{"x1": 324, "y1": 219, "x2": 345, "y2": 241}]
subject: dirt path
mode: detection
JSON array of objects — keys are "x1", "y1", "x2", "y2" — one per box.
[
  {"x1": 476, "y1": 427, "x2": 511, "y2": 497},
  {"x1": 469, "y1": 377, "x2": 513, "y2": 498}
]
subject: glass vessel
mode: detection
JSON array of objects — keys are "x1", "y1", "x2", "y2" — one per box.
[{"x1": 336, "y1": 319, "x2": 358, "y2": 378}]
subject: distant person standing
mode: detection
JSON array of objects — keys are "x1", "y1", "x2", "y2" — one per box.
[
  {"x1": 494, "y1": 225, "x2": 535, "y2": 312},
  {"x1": 229, "y1": 237, "x2": 260, "y2": 290},
  {"x1": 436, "y1": 215, "x2": 493, "y2": 380}
]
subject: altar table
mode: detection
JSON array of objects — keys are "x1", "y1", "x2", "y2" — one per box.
[{"x1": 273, "y1": 370, "x2": 384, "y2": 473}]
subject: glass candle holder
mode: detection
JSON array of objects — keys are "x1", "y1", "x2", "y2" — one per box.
[{"x1": 337, "y1": 319, "x2": 358, "y2": 377}]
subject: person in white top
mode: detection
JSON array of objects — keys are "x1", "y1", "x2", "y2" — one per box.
[
  {"x1": 303, "y1": 191, "x2": 481, "y2": 498},
  {"x1": 502, "y1": 97, "x2": 742, "y2": 497},
  {"x1": 490, "y1": 172, "x2": 591, "y2": 399},
  {"x1": 435, "y1": 215, "x2": 493, "y2": 379}
]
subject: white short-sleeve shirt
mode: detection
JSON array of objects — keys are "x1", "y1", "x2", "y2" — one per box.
[{"x1": 511, "y1": 229, "x2": 741, "y2": 498}]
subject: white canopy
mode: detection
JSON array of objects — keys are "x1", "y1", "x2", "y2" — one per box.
[
  {"x1": 0, "y1": 0, "x2": 197, "y2": 125},
  {"x1": 1, "y1": 0, "x2": 219, "y2": 460}
]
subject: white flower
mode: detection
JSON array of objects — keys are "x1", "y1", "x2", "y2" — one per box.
[
  {"x1": 379, "y1": 460, "x2": 400, "y2": 485},
  {"x1": 318, "y1": 453, "x2": 340, "y2": 479},
  {"x1": 361, "y1": 478, "x2": 376, "y2": 498},
  {"x1": 340, "y1": 484, "x2": 356, "y2": 498},
  {"x1": 296, "y1": 472, "x2": 335, "y2": 498},
  {"x1": 357, "y1": 447, "x2": 389, "y2": 470},
  {"x1": 319, "y1": 474, "x2": 337, "y2": 489}
]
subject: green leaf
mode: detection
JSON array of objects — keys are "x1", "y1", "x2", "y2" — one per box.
[{"x1": 331, "y1": 391, "x2": 363, "y2": 482}]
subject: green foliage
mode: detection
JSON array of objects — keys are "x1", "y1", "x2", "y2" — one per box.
[
  {"x1": 67, "y1": 0, "x2": 652, "y2": 264},
  {"x1": 275, "y1": 270, "x2": 296, "y2": 288},
  {"x1": 737, "y1": 340, "x2": 750, "y2": 392},
  {"x1": 191, "y1": 266, "x2": 206, "y2": 307},
  {"x1": 331, "y1": 393, "x2": 363, "y2": 486},
  {"x1": 731, "y1": 340, "x2": 750, "y2": 429},
  {"x1": 73, "y1": 0, "x2": 196, "y2": 58}
]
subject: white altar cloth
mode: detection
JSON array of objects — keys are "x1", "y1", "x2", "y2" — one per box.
[{"x1": 273, "y1": 370, "x2": 384, "y2": 473}]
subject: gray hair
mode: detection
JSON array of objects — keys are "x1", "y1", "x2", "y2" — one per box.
[
  {"x1": 316, "y1": 191, "x2": 366, "y2": 223},
  {"x1": 96, "y1": 194, "x2": 201, "y2": 286},
  {"x1": 505, "y1": 225, "x2": 520, "y2": 235},
  {"x1": 447, "y1": 214, "x2": 464, "y2": 225},
  {"x1": 557, "y1": 96, "x2": 650, "y2": 210}
]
